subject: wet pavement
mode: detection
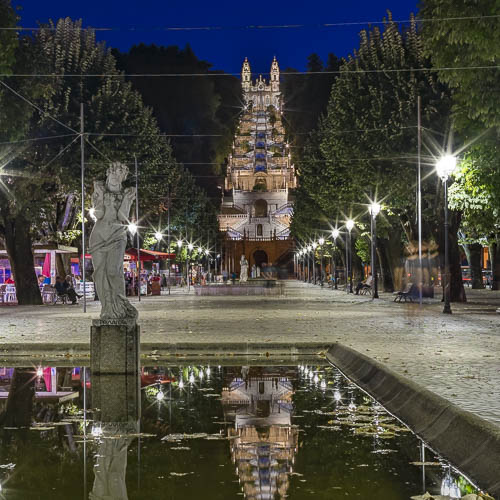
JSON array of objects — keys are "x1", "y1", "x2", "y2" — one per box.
[{"x1": 1, "y1": 281, "x2": 499, "y2": 426}]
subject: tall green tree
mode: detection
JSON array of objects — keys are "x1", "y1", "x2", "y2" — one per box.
[
  {"x1": 420, "y1": 0, "x2": 500, "y2": 290},
  {"x1": 0, "y1": 18, "x2": 207, "y2": 304},
  {"x1": 419, "y1": 0, "x2": 500, "y2": 132},
  {"x1": 112, "y1": 44, "x2": 241, "y2": 198},
  {"x1": 294, "y1": 14, "x2": 467, "y2": 300},
  {"x1": 0, "y1": 0, "x2": 17, "y2": 75},
  {"x1": 282, "y1": 53, "x2": 340, "y2": 151}
]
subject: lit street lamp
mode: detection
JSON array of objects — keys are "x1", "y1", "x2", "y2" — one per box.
[
  {"x1": 307, "y1": 245, "x2": 312, "y2": 283},
  {"x1": 128, "y1": 222, "x2": 140, "y2": 298},
  {"x1": 128, "y1": 222, "x2": 138, "y2": 235},
  {"x1": 204, "y1": 248, "x2": 210, "y2": 283},
  {"x1": 318, "y1": 237, "x2": 325, "y2": 286},
  {"x1": 197, "y1": 246, "x2": 203, "y2": 284},
  {"x1": 436, "y1": 154, "x2": 457, "y2": 314},
  {"x1": 312, "y1": 241, "x2": 318, "y2": 284},
  {"x1": 154, "y1": 231, "x2": 162, "y2": 252},
  {"x1": 368, "y1": 203, "x2": 381, "y2": 299},
  {"x1": 331, "y1": 229, "x2": 340, "y2": 290},
  {"x1": 187, "y1": 243, "x2": 194, "y2": 291},
  {"x1": 346, "y1": 220, "x2": 355, "y2": 293},
  {"x1": 177, "y1": 239, "x2": 183, "y2": 287}
]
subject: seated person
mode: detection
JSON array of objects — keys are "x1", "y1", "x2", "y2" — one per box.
[
  {"x1": 355, "y1": 273, "x2": 373, "y2": 295},
  {"x1": 55, "y1": 276, "x2": 79, "y2": 304}
]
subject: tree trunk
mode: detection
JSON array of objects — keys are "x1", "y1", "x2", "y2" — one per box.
[
  {"x1": 3, "y1": 213, "x2": 42, "y2": 305},
  {"x1": 0, "y1": 368, "x2": 36, "y2": 428},
  {"x1": 377, "y1": 244, "x2": 394, "y2": 292},
  {"x1": 490, "y1": 239, "x2": 500, "y2": 291},
  {"x1": 56, "y1": 252, "x2": 69, "y2": 278},
  {"x1": 468, "y1": 243, "x2": 484, "y2": 289},
  {"x1": 379, "y1": 228, "x2": 403, "y2": 291}
]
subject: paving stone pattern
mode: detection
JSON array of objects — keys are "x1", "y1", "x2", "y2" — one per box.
[{"x1": 1, "y1": 281, "x2": 499, "y2": 426}]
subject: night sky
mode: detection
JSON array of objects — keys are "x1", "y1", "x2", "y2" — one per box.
[{"x1": 14, "y1": 0, "x2": 419, "y2": 74}]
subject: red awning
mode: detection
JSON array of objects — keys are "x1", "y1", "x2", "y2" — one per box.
[{"x1": 125, "y1": 248, "x2": 176, "y2": 262}]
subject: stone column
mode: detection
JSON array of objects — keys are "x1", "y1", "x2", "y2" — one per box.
[{"x1": 91, "y1": 319, "x2": 140, "y2": 375}]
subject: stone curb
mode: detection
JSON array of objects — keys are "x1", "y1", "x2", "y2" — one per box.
[
  {"x1": 326, "y1": 343, "x2": 500, "y2": 498},
  {"x1": 0, "y1": 342, "x2": 329, "y2": 356}
]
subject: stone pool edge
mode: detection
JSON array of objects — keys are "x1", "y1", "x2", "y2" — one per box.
[{"x1": 326, "y1": 343, "x2": 500, "y2": 498}]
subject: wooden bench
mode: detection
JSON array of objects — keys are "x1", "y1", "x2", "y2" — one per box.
[
  {"x1": 359, "y1": 284, "x2": 372, "y2": 295},
  {"x1": 393, "y1": 283, "x2": 415, "y2": 302}
]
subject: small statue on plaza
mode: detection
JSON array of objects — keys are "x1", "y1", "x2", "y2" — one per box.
[
  {"x1": 89, "y1": 162, "x2": 138, "y2": 321},
  {"x1": 239, "y1": 255, "x2": 249, "y2": 283},
  {"x1": 251, "y1": 264, "x2": 256, "y2": 279}
]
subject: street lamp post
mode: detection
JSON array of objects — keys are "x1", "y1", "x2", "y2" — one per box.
[
  {"x1": 197, "y1": 246, "x2": 203, "y2": 284},
  {"x1": 205, "y1": 249, "x2": 210, "y2": 283},
  {"x1": 436, "y1": 155, "x2": 457, "y2": 314},
  {"x1": 303, "y1": 249, "x2": 307, "y2": 282},
  {"x1": 307, "y1": 245, "x2": 312, "y2": 283},
  {"x1": 346, "y1": 220, "x2": 355, "y2": 294},
  {"x1": 318, "y1": 237, "x2": 325, "y2": 286},
  {"x1": 312, "y1": 242, "x2": 318, "y2": 284},
  {"x1": 155, "y1": 230, "x2": 162, "y2": 292},
  {"x1": 369, "y1": 203, "x2": 381, "y2": 299},
  {"x1": 177, "y1": 239, "x2": 183, "y2": 287},
  {"x1": 332, "y1": 229, "x2": 340, "y2": 290},
  {"x1": 187, "y1": 243, "x2": 194, "y2": 292},
  {"x1": 128, "y1": 222, "x2": 139, "y2": 297}
]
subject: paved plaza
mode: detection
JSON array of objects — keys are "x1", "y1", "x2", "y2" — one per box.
[{"x1": 1, "y1": 281, "x2": 499, "y2": 426}]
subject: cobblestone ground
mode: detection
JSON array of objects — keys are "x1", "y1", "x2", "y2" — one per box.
[{"x1": 1, "y1": 281, "x2": 499, "y2": 425}]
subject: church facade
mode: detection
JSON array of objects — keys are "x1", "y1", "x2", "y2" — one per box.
[{"x1": 219, "y1": 57, "x2": 296, "y2": 276}]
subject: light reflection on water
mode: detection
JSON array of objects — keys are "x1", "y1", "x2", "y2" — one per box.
[{"x1": 0, "y1": 362, "x2": 481, "y2": 499}]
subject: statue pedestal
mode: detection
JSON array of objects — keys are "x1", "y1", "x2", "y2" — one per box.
[{"x1": 91, "y1": 319, "x2": 140, "y2": 375}]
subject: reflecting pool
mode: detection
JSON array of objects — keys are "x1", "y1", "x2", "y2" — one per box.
[{"x1": 0, "y1": 362, "x2": 484, "y2": 499}]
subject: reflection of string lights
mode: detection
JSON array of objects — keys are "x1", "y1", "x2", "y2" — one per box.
[
  {"x1": 333, "y1": 390, "x2": 342, "y2": 402},
  {"x1": 206, "y1": 366, "x2": 211, "y2": 377},
  {"x1": 199, "y1": 370, "x2": 204, "y2": 380},
  {"x1": 320, "y1": 379, "x2": 327, "y2": 390},
  {"x1": 189, "y1": 373, "x2": 195, "y2": 384},
  {"x1": 179, "y1": 378, "x2": 184, "y2": 389},
  {"x1": 156, "y1": 390, "x2": 165, "y2": 401},
  {"x1": 313, "y1": 374, "x2": 319, "y2": 384},
  {"x1": 348, "y1": 401, "x2": 357, "y2": 412}
]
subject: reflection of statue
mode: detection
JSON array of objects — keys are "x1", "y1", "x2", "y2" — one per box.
[
  {"x1": 90, "y1": 423, "x2": 135, "y2": 500},
  {"x1": 90, "y1": 369, "x2": 140, "y2": 500},
  {"x1": 89, "y1": 163, "x2": 138, "y2": 321},
  {"x1": 239, "y1": 255, "x2": 248, "y2": 283},
  {"x1": 251, "y1": 264, "x2": 256, "y2": 278}
]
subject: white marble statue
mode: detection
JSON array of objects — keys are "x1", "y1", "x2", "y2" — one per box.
[
  {"x1": 251, "y1": 264, "x2": 256, "y2": 278},
  {"x1": 89, "y1": 162, "x2": 138, "y2": 321},
  {"x1": 239, "y1": 255, "x2": 249, "y2": 283}
]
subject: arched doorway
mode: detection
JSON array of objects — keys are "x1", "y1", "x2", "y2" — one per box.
[
  {"x1": 254, "y1": 199, "x2": 267, "y2": 217},
  {"x1": 253, "y1": 250, "x2": 268, "y2": 269}
]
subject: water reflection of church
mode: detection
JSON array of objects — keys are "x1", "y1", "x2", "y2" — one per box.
[{"x1": 222, "y1": 367, "x2": 298, "y2": 499}]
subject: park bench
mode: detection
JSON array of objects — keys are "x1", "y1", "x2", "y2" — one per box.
[
  {"x1": 359, "y1": 283, "x2": 372, "y2": 295},
  {"x1": 393, "y1": 283, "x2": 415, "y2": 303}
]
